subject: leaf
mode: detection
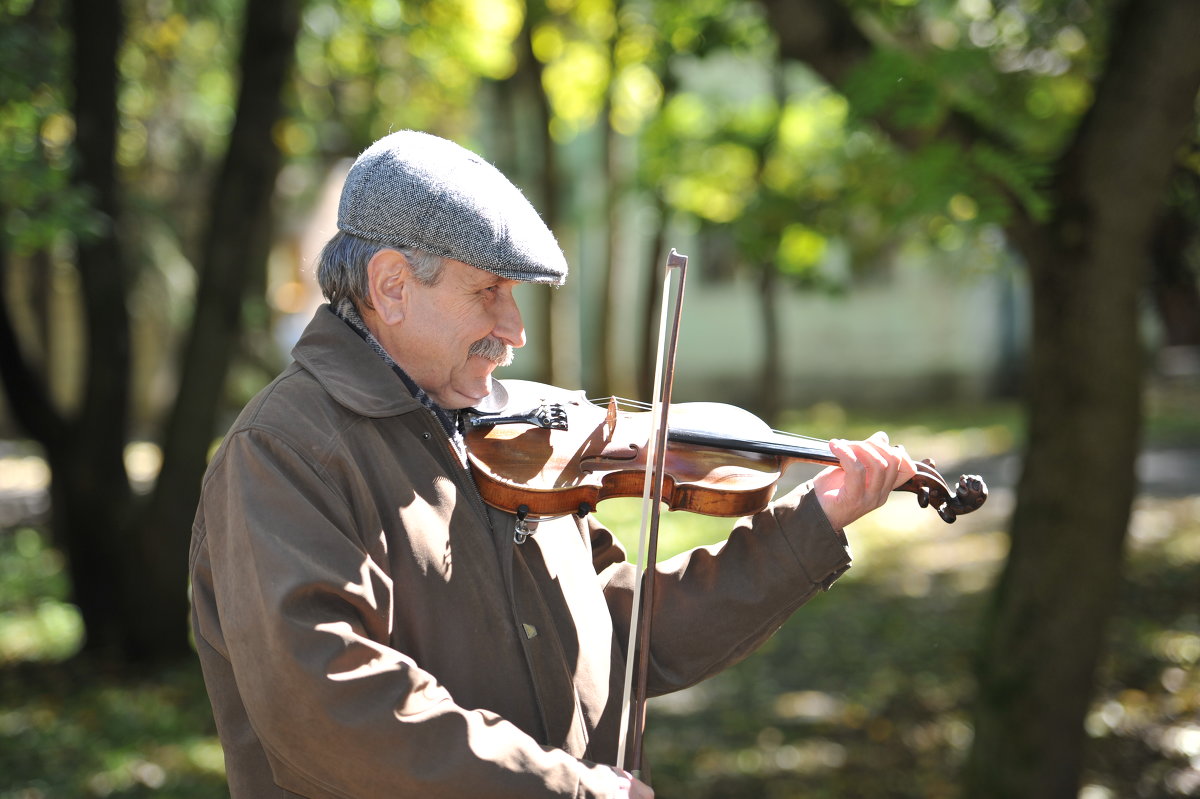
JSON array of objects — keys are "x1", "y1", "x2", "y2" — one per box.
[{"x1": 970, "y1": 141, "x2": 1053, "y2": 222}]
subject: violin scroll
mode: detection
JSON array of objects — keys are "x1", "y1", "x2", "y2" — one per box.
[{"x1": 903, "y1": 458, "x2": 988, "y2": 523}]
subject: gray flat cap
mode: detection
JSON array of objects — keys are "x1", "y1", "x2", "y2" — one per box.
[{"x1": 338, "y1": 130, "x2": 567, "y2": 285}]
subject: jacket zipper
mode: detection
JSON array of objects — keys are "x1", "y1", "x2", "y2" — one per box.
[{"x1": 421, "y1": 410, "x2": 559, "y2": 741}]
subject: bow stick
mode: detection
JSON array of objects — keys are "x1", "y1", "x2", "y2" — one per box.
[{"x1": 616, "y1": 249, "x2": 688, "y2": 777}]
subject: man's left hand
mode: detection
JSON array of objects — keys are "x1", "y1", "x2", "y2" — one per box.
[{"x1": 811, "y1": 431, "x2": 917, "y2": 530}]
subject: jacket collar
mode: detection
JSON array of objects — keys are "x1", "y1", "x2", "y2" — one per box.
[{"x1": 291, "y1": 305, "x2": 424, "y2": 418}]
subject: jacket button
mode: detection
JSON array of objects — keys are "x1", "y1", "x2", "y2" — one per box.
[{"x1": 421, "y1": 432, "x2": 431, "y2": 440}]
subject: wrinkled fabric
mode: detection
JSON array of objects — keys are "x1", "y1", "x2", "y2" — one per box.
[{"x1": 189, "y1": 305, "x2": 851, "y2": 798}]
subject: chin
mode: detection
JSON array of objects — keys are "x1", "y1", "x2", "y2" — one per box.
[{"x1": 442, "y1": 384, "x2": 490, "y2": 410}]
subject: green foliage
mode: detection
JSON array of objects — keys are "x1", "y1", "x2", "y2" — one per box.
[
  {"x1": 627, "y1": 0, "x2": 1099, "y2": 287},
  {"x1": 528, "y1": 0, "x2": 770, "y2": 141},
  {"x1": 652, "y1": 0, "x2": 772, "y2": 59},
  {"x1": 629, "y1": 0, "x2": 1123, "y2": 288},
  {"x1": 0, "y1": 4, "x2": 105, "y2": 255},
  {"x1": 291, "y1": 0, "x2": 523, "y2": 154},
  {"x1": 0, "y1": 0, "x2": 1127, "y2": 376},
  {"x1": 842, "y1": 48, "x2": 950, "y2": 132},
  {"x1": 118, "y1": 3, "x2": 243, "y2": 167},
  {"x1": 0, "y1": 660, "x2": 227, "y2": 798},
  {"x1": 0, "y1": 528, "x2": 81, "y2": 663},
  {"x1": 839, "y1": 45, "x2": 1060, "y2": 227},
  {"x1": 970, "y1": 140, "x2": 1052, "y2": 221}
]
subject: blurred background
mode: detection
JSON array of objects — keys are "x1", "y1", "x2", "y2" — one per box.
[{"x1": 0, "y1": 0, "x2": 1197, "y2": 796}]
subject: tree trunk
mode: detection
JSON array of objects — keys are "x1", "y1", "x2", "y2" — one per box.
[
  {"x1": 510, "y1": 5, "x2": 572, "y2": 389},
  {"x1": 1150, "y1": 169, "x2": 1200, "y2": 349},
  {"x1": 760, "y1": 1, "x2": 1200, "y2": 796},
  {"x1": 756, "y1": 264, "x2": 783, "y2": 424},
  {"x1": 599, "y1": 111, "x2": 622, "y2": 397},
  {"x1": 64, "y1": 0, "x2": 137, "y2": 657},
  {"x1": 599, "y1": 0, "x2": 632, "y2": 400},
  {"x1": 751, "y1": 69, "x2": 787, "y2": 422},
  {"x1": 639, "y1": 197, "x2": 670, "y2": 401},
  {"x1": 0, "y1": 0, "x2": 315, "y2": 665},
  {"x1": 131, "y1": 0, "x2": 302, "y2": 661},
  {"x1": 964, "y1": 3, "x2": 1200, "y2": 796}
]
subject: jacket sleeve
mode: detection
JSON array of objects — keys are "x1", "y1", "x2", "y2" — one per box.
[
  {"x1": 193, "y1": 427, "x2": 626, "y2": 799},
  {"x1": 591, "y1": 485, "x2": 851, "y2": 696}
]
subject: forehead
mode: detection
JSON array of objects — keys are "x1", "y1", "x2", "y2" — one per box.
[{"x1": 444, "y1": 258, "x2": 519, "y2": 288}]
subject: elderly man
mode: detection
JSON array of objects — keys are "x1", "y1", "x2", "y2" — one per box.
[{"x1": 189, "y1": 130, "x2": 915, "y2": 798}]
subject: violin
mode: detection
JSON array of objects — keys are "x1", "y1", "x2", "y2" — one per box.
[
  {"x1": 467, "y1": 249, "x2": 988, "y2": 778},
  {"x1": 465, "y1": 379, "x2": 988, "y2": 525}
]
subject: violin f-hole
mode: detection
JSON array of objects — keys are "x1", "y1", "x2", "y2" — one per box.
[{"x1": 579, "y1": 442, "x2": 641, "y2": 471}]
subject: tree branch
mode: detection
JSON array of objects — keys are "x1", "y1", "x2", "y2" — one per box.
[{"x1": 150, "y1": 0, "x2": 302, "y2": 529}]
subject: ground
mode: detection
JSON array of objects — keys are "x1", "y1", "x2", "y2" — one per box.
[{"x1": 0, "y1": 383, "x2": 1196, "y2": 798}]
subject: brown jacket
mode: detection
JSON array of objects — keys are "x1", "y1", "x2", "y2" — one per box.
[{"x1": 189, "y1": 306, "x2": 851, "y2": 798}]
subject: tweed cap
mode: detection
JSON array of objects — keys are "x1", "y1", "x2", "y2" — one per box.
[{"x1": 337, "y1": 130, "x2": 567, "y2": 285}]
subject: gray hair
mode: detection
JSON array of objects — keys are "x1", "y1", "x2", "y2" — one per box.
[{"x1": 316, "y1": 231, "x2": 446, "y2": 309}]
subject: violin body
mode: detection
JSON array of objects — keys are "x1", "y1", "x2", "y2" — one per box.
[
  {"x1": 466, "y1": 381, "x2": 783, "y2": 518},
  {"x1": 465, "y1": 380, "x2": 988, "y2": 523}
]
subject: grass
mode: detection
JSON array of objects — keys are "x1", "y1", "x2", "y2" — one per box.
[
  {"x1": 1, "y1": 389, "x2": 1197, "y2": 798},
  {"x1": 0, "y1": 659, "x2": 226, "y2": 798}
]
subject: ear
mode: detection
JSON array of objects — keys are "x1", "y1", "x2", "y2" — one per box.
[{"x1": 365, "y1": 249, "x2": 411, "y2": 326}]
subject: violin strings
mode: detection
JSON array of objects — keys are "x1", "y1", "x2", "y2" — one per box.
[{"x1": 586, "y1": 395, "x2": 831, "y2": 446}]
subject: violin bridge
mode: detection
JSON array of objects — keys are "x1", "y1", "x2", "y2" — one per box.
[{"x1": 604, "y1": 397, "x2": 619, "y2": 439}]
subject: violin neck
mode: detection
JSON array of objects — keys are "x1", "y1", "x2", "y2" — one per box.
[{"x1": 667, "y1": 427, "x2": 837, "y2": 467}]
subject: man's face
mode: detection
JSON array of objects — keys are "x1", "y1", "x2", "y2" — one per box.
[{"x1": 390, "y1": 257, "x2": 526, "y2": 409}]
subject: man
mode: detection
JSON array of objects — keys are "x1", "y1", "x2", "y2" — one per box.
[{"x1": 189, "y1": 130, "x2": 915, "y2": 798}]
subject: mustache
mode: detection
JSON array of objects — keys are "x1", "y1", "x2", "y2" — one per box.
[{"x1": 468, "y1": 336, "x2": 514, "y2": 366}]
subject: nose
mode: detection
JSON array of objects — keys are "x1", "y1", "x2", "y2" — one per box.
[{"x1": 493, "y1": 288, "x2": 526, "y2": 349}]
